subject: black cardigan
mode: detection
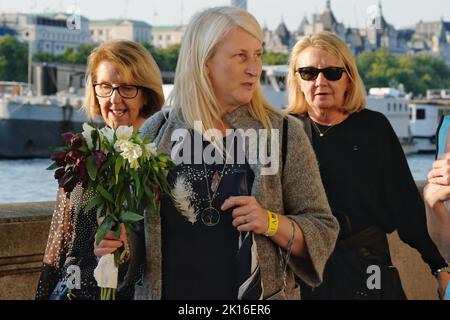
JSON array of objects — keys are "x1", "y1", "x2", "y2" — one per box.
[{"x1": 295, "y1": 109, "x2": 447, "y2": 273}]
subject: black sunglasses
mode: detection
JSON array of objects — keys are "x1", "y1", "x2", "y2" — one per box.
[{"x1": 297, "y1": 67, "x2": 346, "y2": 81}]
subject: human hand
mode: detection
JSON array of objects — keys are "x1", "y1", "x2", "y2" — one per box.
[
  {"x1": 94, "y1": 219, "x2": 129, "y2": 262},
  {"x1": 428, "y1": 153, "x2": 450, "y2": 185},
  {"x1": 423, "y1": 183, "x2": 450, "y2": 209},
  {"x1": 221, "y1": 196, "x2": 268, "y2": 234}
]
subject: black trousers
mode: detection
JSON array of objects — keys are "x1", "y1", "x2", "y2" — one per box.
[{"x1": 301, "y1": 226, "x2": 407, "y2": 300}]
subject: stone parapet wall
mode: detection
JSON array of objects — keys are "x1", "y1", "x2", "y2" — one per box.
[{"x1": 0, "y1": 181, "x2": 442, "y2": 300}]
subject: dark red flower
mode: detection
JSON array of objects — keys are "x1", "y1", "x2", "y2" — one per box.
[
  {"x1": 69, "y1": 135, "x2": 83, "y2": 149},
  {"x1": 75, "y1": 160, "x2": 89, "y2": 186},
  {"x1": 94, "y1": 151, "x2": 107, "y2": 169},
  {"x1": 51, "y1": 151, "x2": 67, "y2": 167},
  {"x1": 59, "y1": 172, "x2": 78, "y2": 193},
  {"x1": 62, "y1": 132, "x2": 75, "y2": 144},
  {"x1": 65, "y1": 151, "x2": 80, "y2": 165},
  {"x1": 54, "y1": 168, "x2": 65, "y2": 180}
]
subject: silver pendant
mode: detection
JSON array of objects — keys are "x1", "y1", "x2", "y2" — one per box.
[
  {"x1": 201, "y1": 207, "x2": 220, "y2": 226},
  {"x1": 320, "y1": 133, "x2": 324, "y2": 137}
]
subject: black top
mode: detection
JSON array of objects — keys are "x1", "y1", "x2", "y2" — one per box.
[
  {"x1": 161, "y1": 132, "x2": 255, "y2": 299},
  {"x1": 35, "y1": 186, "x2": 140, "y2": 300},
  {"x1": 307, "y1": 109, "x2": 446, "y2": 272}
]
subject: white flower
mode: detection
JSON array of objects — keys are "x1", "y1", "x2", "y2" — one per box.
[
  {"x1": 144, "y1": 142, "x2": 157, "y2": 159},
  {"x1": 115, "y1": 125, "x2": 133, "y2": 141},
  {"x1": 100, "y1": 126, "x2": 114, "y2": 144},
  {"x1": 118, "y1": 140, "x2": 143, "y2": 169},
  {"x1": 82, "y1": 123, "x2": 95, "y2": 149},
  {"x1": 94, "y1": 254, "x2": 118, "y2": 289}
]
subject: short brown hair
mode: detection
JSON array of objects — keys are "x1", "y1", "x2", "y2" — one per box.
[{"x1": 84, "y1": 40, "x2": 164, "y2": 119}]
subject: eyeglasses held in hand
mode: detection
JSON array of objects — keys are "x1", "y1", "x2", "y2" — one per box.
[
  {"x1": 297, "y1": 67, "x2": 346, "y2": 81},
  {"x1": 93, "y1": 83, "x2": 140, "y2": 99}
]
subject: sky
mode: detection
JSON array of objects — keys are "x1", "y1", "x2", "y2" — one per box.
[{"x1": 0, "y1": 0, "x2": 449, "y2": 31}]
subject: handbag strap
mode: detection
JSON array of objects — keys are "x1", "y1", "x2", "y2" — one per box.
[{"x1": 282, "y1": 116, "x2": 288, "y2": 173}]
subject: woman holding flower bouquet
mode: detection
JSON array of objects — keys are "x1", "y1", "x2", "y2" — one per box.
[
  {"x1": 36, "y1": 40, "x2": 165, "y2": 300},
  {"x1": 96, "y1": 6, "x2": 339, "y2": 300}
]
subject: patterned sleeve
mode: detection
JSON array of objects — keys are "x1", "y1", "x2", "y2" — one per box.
[{"x1": 35, "y1": 188, "x2": 75, "y2": 299}]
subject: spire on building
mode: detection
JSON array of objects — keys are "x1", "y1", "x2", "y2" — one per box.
[{"x1": 326, "y1": 0, "x2": 331, "y2": 11}]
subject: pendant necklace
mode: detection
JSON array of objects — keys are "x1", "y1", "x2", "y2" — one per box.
[
  {"x1": 311, "y1": 120, "x2": 335, "y2": 137},
  {"x1": 200, "y1": 140, "x2": 233, "y2": 227}
]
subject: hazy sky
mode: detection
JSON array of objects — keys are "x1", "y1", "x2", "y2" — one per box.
[{"x1": 0, "y1": 0, "x2": 448, "y2": 31}]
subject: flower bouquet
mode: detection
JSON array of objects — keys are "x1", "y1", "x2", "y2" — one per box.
[{"x1": 48, "y1": 123, "x2": 173, "y2": 299}]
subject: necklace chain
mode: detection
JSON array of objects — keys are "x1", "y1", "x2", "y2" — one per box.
[
  {"x1": 311, "y1": 120, "x2": 335, "y2": 137},
  {"x1": 202, "y1": 139, "x2": 234, "y2": 206}
]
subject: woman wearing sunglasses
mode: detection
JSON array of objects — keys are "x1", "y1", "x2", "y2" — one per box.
[{"x1": 286, "y1": 31, "x2": 449, "y2": 300}]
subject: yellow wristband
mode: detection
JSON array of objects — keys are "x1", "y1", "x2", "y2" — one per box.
[{"x1": 264, "y1": 211, "x2": 279, "y2": 237}]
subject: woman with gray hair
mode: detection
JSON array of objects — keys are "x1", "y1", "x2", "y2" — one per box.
[{"x1": 96, "y1": 6, "x2": 338, "y2": 300}]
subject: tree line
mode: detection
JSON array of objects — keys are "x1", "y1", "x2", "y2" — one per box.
[{"x1": 1, "y1": 34, "x2": 449, "y2": 96}]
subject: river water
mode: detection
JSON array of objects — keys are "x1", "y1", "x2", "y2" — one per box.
[{"x1": 0, "y1": 154, "x2": 435, "y2": 204}]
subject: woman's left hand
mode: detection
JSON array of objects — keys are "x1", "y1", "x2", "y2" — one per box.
[
  {"x1": 423, "y1": 183, "x2": 450, "y2": 209},
  {"x1": 221, "y1": 196, "x2": 268, "y2": 234},
  {"x1": 428, "y1": 153, "x2": 450, "y2": 185}
]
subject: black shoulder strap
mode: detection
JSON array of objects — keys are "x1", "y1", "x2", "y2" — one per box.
[{"x1": 282, "y1": 117, "x2": 288, "y2": 173}]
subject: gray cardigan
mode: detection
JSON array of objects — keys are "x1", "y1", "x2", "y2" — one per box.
[{"x1": 134, "y1": 106, "x2": 339, "y2": 300}]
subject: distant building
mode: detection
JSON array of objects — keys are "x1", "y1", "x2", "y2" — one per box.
[
  {"x1": 363, "y1": 2, "x2": 409, "y2": 54},
  {"x1": 410, "y1": 20, "x2": 450, "y2": 65},
  {"x1": 0, "y1": 12, "x2": 91, "y2": 55},
  {"x1": 90, "y1": 19, "x2": 151, "y2": 44},
  {"x1": 151, "y1": 26, "x2": 186, "y2": 49},
  {"x1": 344, "y1": 28, "x2": 365, "y2": 55},
  {"x1": 263, "y1": 0, "x2": 450, "y2": 63},
  {"x1": 230, "y1": 0, "x2": 247, "y2": 11},
  {"x1": 298, "y1": 0, "x2": 346, "y2": 39},
  {"x1": 263, "y1": 21, "x2": 291, "y2": 53}
]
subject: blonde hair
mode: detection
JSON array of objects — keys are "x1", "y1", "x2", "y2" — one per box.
[
  {"x1": 169, "y1": 6, "x2": 277, "y2": 131},
  {"x1": 285, "y1": 32, "x2": 366, "y2": 115},
  {"x1": 84, "y1": 40, "x2": 164, "y2": 119}
]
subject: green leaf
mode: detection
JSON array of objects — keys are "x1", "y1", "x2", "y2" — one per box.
[
  {"x1": 96, "y1": 203, "x2": 105, "y2": 220},
  {"x1": 114, "y1": 248, "x2": 122, "y2": 267},
  {"x1": 78, "y1": 145, "x2": 89, "y2": 153},
  {"x1": 95, "y1": 216, "x2": 113, "y2": 245},
  {"x1": 84, "y1": 195, "x2": 103, "y2": 213},
  {"x1": 114, "y1": 183, "x2": 126, "y2": 208},
  {"x1": 86, "y1": 155, "x2": 97, "y2": 181},
  {"x1": 91, "y1": 129, "x2": 99, "y2": 149},
  {"x1": 46, "y1": 162, "x2": 59, "y2": 170},
  {"x1": 143, "y1": 182, "x2": 153, "y2": 199},
  {"x1": 114, "y1": 156, "x2": 123, "y2": 184},
  {"x1": 130, "y1": 169, "x2": 140, "y2": 198},
  {"x1": 119, "y1": 211, "x2": 144, "y2": 223},
  {"x1": 97, "y1": 184, "x2": 114, "y2": 204}
]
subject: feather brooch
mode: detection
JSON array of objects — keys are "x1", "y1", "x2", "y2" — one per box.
[{"x1": 172, "y1": 175, "x2": 198, "y2": 224}]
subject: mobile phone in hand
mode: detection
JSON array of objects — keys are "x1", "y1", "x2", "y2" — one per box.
[{"x1": 436, "y1": 115, "x2": 450, "y2": 159}]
